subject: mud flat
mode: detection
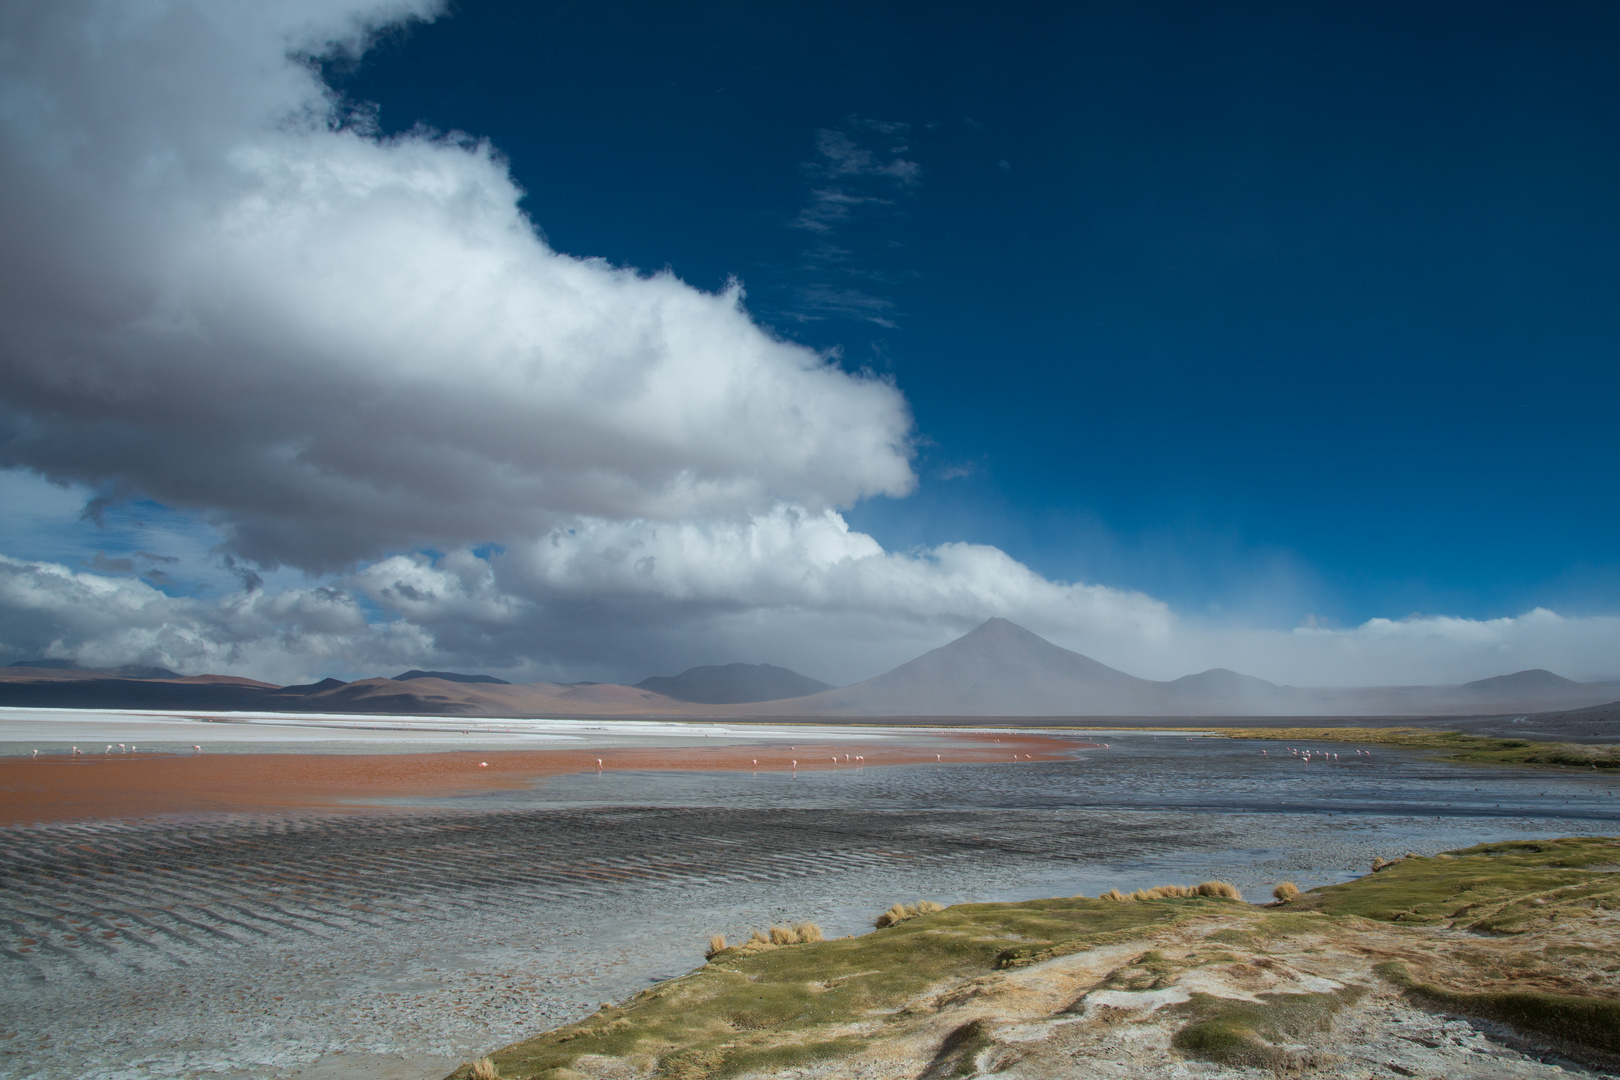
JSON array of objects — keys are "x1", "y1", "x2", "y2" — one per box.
[{"x1": 0, "y1": 729, "x2": 1080, "y2": 824}]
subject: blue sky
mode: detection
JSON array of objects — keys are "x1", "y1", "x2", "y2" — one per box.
[
  {"x1": 331, "y1": 0, "x2": 1620, "y2": 625},
  {"x1": 0, "y1": 0, "x2": 1616, "y2": 685}
]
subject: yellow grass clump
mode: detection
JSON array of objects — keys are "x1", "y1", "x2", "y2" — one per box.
[
  {"x1": 768, "y1": 922, "x2": 825, "y2": 945},
  {"x1": 469, "y1": 1057, "x2": 498, "y2": 1080},
  {"x1": 1099, "y1": 881, "x2": 1244, "y2": 902},
  {"x1": 874, "y1": 900, "x2": 944, "y2": 928},
  {"x1": 709, "y1": 922, "x2": 824, "y2": 956},
  {"x1": 1273, "y1": 881, "x2": 1301, "y2": 903},
  {"x1": 1196, "y1": 880, "x2": 1243, "y2": 901}
]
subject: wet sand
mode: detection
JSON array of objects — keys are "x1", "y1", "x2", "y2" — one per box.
[{"x1": 0, "y1": 731, "x2": 1088, "y2": 825}]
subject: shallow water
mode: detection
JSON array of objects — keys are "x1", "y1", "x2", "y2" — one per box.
[
  {"x1": 0, "y1": 728, "x2": 1615, "y2": 1080},
  {"x1": 407, "y1": 731, "x2": 1620, "y2": 822}
]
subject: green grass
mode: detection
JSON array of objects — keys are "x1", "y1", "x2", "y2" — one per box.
[
  {"x1": 1168, "y1": 988, "x2": 1363, "y2": 1071},
  {"x1": 1377, "y1": 961, "x2": 1620, "y2": 1058},
  {"x1": 1290, "y1": 837, "x2": 1620, "y2": 929},
  {"x1": 446, "y1": 898, "x2": 1214, "y2": 1079},
  {"x1": 448, "y1": 838, "x2": 1620, "y2": 1080}
]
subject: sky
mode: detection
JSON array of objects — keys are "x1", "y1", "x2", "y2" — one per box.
[{"x1": 0, "y1": 0, "x2": 1617, "y2": 687}]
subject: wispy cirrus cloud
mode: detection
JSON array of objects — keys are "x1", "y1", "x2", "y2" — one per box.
[{"x1": 775, "y1": 119, "x2": 921, "y2": 327}]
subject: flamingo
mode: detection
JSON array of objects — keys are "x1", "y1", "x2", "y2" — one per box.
[
  {"x1": 106, "y1": 744, "x2": 113, "y2": 753},
  {"x1": 72, "y1": 745, "x2": 80, "y2": 755},
  {"x1": 935, "y1": 753, "x2": 941, "y2": 762},
  {"x1": 791, "y1": 759, "x2": 797, "y2": 769},
  {"x1": 192, "y1": 744, "x2": 201, "y2": 752},
  {"x1": 31, "y1": 750, "x2": 37, "y2": 758},
  {"x1": 752, "y1": 759, "x2": 757, "y2": 767},
  {"x1": 479, "y1": 762, "x2": 488, "y2": 768},
  {"x1": 597, "y1": 758, "x2": 603, "y2": 769}
]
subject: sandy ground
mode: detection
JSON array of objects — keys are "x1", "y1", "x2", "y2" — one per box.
[{"x1": 0, "y1": 731, "x2": 1084, "y2": 825}]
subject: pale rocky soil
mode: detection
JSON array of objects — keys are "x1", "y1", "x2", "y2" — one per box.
[{"x1": 559, "y1": 905, "x2": 1620, "y2": 1080}]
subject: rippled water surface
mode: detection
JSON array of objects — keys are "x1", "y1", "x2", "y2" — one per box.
[{"x1": 1, "y1": 728, "x2": 1615, "y2": 1080}]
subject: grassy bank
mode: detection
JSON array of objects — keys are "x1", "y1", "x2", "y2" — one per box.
[
  {"x1": 448, "y1": 837, "x2": 1620, "y2": 1080},
  {"x1": 1199, "y1": 725, "x2": 1620, "y2": 768}
]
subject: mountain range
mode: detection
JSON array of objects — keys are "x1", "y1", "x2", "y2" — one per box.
[{"x1": 3, "y1": 618, "x2": 1616, "y2": 718}]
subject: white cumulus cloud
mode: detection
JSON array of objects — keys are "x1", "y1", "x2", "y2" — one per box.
[
  {"x1": 0, "y1": 2, "x2": 1615, "y2": 692},
  {"x1": 0, "y1": 0, "x2": 914, "y2": 570}
]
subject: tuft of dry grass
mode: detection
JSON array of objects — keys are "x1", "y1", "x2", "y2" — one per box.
[
  {"x1": 1132, "y1": 885, "x2": 1192, "y2": 900},
  {"x1": 1099, "y1": 881, "x2": 1244, "y2": 903},
  {"x1": 874, "y1": 900, "x2": 944, "y2": 928},
  {"x1": 1196, "y1": 881, "x2": 1243, "y2": 901},
  {"x1": 1273, "y1": 881, "x2": 1300, "y2": 903},
  {"x1": 710, "y1": 922, "x2": 825, "y2": 956},
  {"x1": 469, "y1": 1057, "x2": 498, "y2": 1080}
]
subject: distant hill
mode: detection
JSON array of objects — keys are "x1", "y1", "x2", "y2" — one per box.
[
  {"x1": 741, "y1": 618, "x2": 1620, "y2": 717},
  {"x1": 636, "y1": 663, "x2": 833, "y2": 704},
  {"x1": 2, "y1": 622, "x2": 1616, "y2": 717},
  {"x1": 770, "y1": 618, "x2": 1156, "y2": 715},
  {"x1": 393, "y1": 669, "x2": 512, "y2": 685}
]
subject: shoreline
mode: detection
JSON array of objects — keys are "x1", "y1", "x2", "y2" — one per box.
[{"x1": 0, "y1": 731, "x2": 1094, "y2": 826}]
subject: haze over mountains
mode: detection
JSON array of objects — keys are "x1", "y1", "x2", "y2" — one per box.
[
  {"x1": 636, "y1": 664, "x2": 832, "y2": 704},
  {"x1": 739, "y1": 619, "x2": 1620, "y2": 717},
  {"x1": 3, "y1": 619, "x2": 1617, "y2": 718}
]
